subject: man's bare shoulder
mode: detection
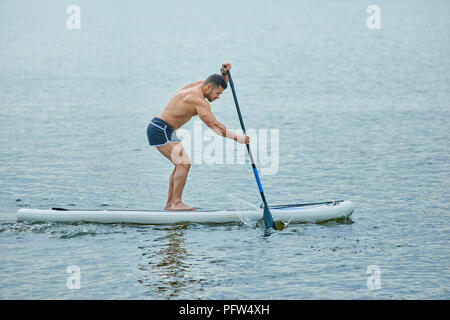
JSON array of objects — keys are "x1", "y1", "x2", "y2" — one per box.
[
  {"x1": 183, "y1": 92, "x2": 209, "y2": 109},
  {"x1": 177, "y1": 80, "x2": 204, "y2": 92}
]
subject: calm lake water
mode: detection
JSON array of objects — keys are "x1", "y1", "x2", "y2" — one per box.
[{"x1": 0, "y1": 0, "x2": 449, "y2": 299}]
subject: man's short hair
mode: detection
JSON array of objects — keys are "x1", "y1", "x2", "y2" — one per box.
[{"x1": 204, "y1": 74, "x2": 227, "y2": 90}]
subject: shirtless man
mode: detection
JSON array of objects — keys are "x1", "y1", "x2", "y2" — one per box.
[{"x1": 147, "y1": 63, "x2": 250, "y2": 211}]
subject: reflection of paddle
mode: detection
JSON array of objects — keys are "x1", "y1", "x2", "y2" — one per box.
[{"x1": 226, "y1": 70, "x2": 284, "y2": 231}]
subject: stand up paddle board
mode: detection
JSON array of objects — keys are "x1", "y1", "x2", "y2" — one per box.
[{"x1": 16, "y1": 200, "x2": 354, "y2": 225}]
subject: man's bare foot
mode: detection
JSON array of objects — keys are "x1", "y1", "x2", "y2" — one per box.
[{"x1": 164, "y1": 202, "x2": 196, "y2": 211}]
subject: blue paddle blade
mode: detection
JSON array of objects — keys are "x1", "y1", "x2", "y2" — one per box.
[{"x1": 263, "y1": 205, "x2": 275, "y2": 229}]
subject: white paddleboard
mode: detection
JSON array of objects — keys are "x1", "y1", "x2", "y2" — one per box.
[{"x1": 16, "y1": 200, "x2": 355, "y2": 225}]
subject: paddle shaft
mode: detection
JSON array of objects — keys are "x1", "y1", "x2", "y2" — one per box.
[{"x1": 227, "y1": 71, "x2": 274, "y2": 229}]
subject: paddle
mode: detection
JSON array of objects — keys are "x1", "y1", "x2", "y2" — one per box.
[{"x1": 226, "y1": 70, "x2": 284, "y2": 231}]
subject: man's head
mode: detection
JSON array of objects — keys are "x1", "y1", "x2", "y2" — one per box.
[{"x1": 203, "y1": 74, "x2": 227, "y2": 102}]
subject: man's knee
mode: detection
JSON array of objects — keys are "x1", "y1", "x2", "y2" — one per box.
[
  {"x1": 175, "y1": 162, "x2": 191, "y2": 171},
  {"x1": 170, "y1": 143, "x2": 191, "y2": 166}
]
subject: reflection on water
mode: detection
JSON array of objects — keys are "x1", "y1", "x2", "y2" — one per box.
[{"x1": 137, "y1": 225, "x2": 197, "y2": 299}]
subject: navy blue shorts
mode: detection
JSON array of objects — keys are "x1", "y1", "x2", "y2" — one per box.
[{"x1": 147, "y1": 117, "x2": 181, "y2": 146}]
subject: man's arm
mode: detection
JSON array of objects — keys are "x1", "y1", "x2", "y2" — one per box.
[{"x1": 195, "y1": 99, "x2": 249, "y2": 144}]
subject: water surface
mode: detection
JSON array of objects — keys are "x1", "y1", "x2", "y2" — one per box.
[{"x1": 0, "y1": 0, "x2": 449, "y2": 299}]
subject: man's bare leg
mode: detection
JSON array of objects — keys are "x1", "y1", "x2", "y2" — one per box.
[
  {"x1": 164, "y1": 167, "x2": 176, "y2": 210},
  {"x1": 156, "y1": 142, "x2": 195, "y2": 211},
  {"x1": 169, "y1": 163, "x2": 192, "y2": 210}
]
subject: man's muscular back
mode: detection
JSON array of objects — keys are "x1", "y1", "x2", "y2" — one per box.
[{"x1": 157, "y1": 81, "x2": 204, "y2": 130}]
